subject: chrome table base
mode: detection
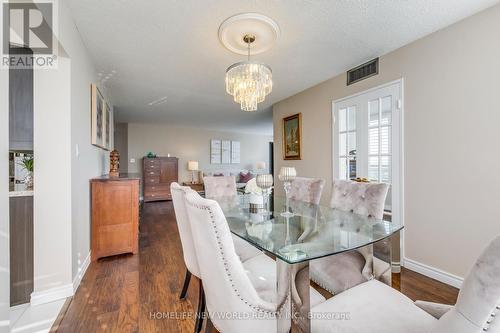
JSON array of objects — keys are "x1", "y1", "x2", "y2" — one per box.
[{"x1": 276, "y1": 236, "x2": 396, "y2": 333}]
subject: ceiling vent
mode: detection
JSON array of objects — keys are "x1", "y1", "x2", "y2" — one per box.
[
  {"x1": 147, "y1": 96, "x2": 168, "y2": 107},
  {"x1": 347, "y1": 58, "x2": 379, "y2": 86}
]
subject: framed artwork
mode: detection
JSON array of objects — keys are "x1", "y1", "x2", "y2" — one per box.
[
  {"x1": 91, "y1": 84, "x2": 104, "y2": 148},
  {"x1": 210, "y1": 139, "x2": 221, "y2": 164},
  {"x1": 103, "y1": 102, "x2": 111, "y2": 150},
  {"x1": 221, "y1": 140, "x2": 231, "y2": 164},
  {"x1": 282, "y1": 113, "x2": 302, "y2": 160},
  {"x1": 231, "y1": 141, "x2": 240, "y2": 164}
]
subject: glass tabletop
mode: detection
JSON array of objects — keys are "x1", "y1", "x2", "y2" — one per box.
[{"x1": 213, "y1": 194, "x2": 403, "y2": 264}]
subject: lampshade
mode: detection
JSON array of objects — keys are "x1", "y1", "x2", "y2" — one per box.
[
  {"x1": 188, "y1": 161, "x2": 199, "y2": 171},
  {"x1": 278, "y1": 166, "x2": 297, "y2": 182},
  {"x1": 256, "y1": 174, "x2": 273, "y2": 189},
  {"x1": 256, "y1": 161, "x2": 266, "y2": 170}
]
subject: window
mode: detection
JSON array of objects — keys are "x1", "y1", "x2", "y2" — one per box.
[
  {"x1": 368, "y1": 96, "x2": 392, "y2": 183},
  {"x1": 333, "y1": 81, "x2": 402, "y2": 216},
  {"x1": 338, "y1": 106, "x2": 357, "y2": 180}
]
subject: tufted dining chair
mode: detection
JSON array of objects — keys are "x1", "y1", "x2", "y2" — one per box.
[
  {"x1": 202, "y1": 176, "x2": 262, "y2": 262},
  {"x1": 312, "y1": 235, "x2": 500, "y2": 333},
  {"x1": 184, "y1": 191, "x2": 327, "y2": 333},
  {"x1": 288, "y1": 177, "x2": 325, "y2": 205},
  {"x1": 171, "y1": 182, "x2": 205, "y2": 333},
  {"x1": 310, "y1": 179, "x2": 390, "y2": 295},
  {"x1": 203, "y1": 176, "x2": 237, "y2": 199}
]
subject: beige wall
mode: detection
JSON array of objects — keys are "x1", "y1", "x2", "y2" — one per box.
[
  {"x1": 127, "y1": 123, "x2": 273, "y2": 183},
  {"x1": 273, "y1": 4, "x2": 500, "y2": 280},
  {"x1": 114, "y1": 123, "x2": 128, "y2": 173}
]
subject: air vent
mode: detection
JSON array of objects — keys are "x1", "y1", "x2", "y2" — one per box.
[
  {"x1": 347, "y1": 58, "x2": 379, "y2": 85},
  {"x1": 147, "y1": 96, "x2": 168, "y2": 106}
]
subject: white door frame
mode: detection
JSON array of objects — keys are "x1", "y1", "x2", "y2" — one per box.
[{"x1": 331, "y1": 78, "x2": 405, "y2": 262}]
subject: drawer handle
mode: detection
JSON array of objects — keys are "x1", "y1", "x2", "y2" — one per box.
[
  {"x1": 152, "y1": 187, "x2": 155, "y2": 190},
  {"x1": 152, "y1": 194, "x2": 155, "y2": 197},
  {"x1": 150, "y1": 171, "x2": 154, "y2": 174}
]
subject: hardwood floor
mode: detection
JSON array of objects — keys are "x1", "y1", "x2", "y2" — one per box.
[{"x1": 53, "y1": 201, "x2": 459, "y2": 332}]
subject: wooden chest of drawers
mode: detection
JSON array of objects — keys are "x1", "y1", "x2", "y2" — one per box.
[
  {"x1": 143, "y1": 157, "x2": 178, "y2": 202},
  {"x1": 91, "y1": 175, "x2": 140, "y2": 261}
]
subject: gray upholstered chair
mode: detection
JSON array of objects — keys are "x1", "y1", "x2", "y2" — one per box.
[
  {"x1": 312, "y1": 235, "x2": 500, "y2": 333},
  {"x1": 203, "y1": 176, "x2": 262, "y2": 262},
  {"x1": 288, "y1": 177, "x2": 325, "y2": 205},
  {"x1": 310, "y1": 179, "x2": 390, "y2": 295},
  {"x1": 203, "y1": 176, "x2": 237, "y2": 199}
]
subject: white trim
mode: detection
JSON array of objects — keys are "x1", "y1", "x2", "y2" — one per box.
[
  {"x1": 403, "y1": 257, "x2": 463, "y2": 289},
  {"x1": 331, "y1": 78, "x2": 406, "y2": 257},
  {"x1": 10, "y1": 303, "x2": 29, "y2": 312},
  {"x1": 398, "y1": 78, "x2": 405, "y2": 262},
  {"x1": 30, "y1": 284, "x2": 73, "y2": 306},
  {"x1": 72, "y1": 251, "x2": 91, "y2": 292},
  {"x1": 333, "y1": 78, "x2": 405, "y2": 104}
]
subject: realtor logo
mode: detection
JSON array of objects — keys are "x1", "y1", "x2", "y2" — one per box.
[{"x1": 1, "y1": 0, "x2": 58, "y2": 69}]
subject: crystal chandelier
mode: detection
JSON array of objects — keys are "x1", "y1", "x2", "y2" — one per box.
[{"x1": 225, "y1": 35, "x2": 273, "y2": 111}]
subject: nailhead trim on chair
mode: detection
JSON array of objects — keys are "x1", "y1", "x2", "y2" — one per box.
[
  {"x1": 310, "y1": 277, "x2": 335, "y2": 295},
  {"x1": 482, "y1": 303, "x2": 500, "y2": 331},
  {"x1": 186, "y1": 200, "x2": 289, "y2": 317}
]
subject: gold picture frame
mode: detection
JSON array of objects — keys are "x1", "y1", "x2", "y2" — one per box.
[{"x1": 282, "y1": 113, "x2": 302, "y2": 160}]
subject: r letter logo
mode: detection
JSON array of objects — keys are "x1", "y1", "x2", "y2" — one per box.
[{"x1": 1, "y1": 0, "x2": 58, "y2": 69}]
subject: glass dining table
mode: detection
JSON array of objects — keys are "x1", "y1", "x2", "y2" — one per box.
[{"x1": 213, "y1": 193, "x2": 404, "y2": 333}]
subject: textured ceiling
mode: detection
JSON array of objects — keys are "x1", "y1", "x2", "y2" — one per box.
[{"x1": 66, "y1": 0, "x2": 499, "y2": 135}]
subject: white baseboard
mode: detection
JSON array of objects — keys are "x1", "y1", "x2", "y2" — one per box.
[
  {"x1": 403, "y1": 257, "x2": 463, "y2": 289},
  {"x1": 30, "y1": 252, "x2": 91, "y2": 306},
  {"x1": 30, "y1": 284, "x2": 73, "y2": 306},
  {"x1": 72, "y1": 251, "x2": 91, "y2": 293}
]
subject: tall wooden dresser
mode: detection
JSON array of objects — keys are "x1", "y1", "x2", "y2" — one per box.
[
  {"x1": 143, "y1": 157, "x2": 178, "y2": 202},
  {"x1": 91, "y1": 174, "x2": 140, "y2": 261}
]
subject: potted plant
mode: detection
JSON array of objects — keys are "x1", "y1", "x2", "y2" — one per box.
[{"x1": 19, "y1": 155, "x2": 34, "y2": 190}]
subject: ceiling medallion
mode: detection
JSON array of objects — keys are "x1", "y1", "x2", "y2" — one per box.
[{"x1": 219, "y1": 13, "x2": 279, "y2": 111}]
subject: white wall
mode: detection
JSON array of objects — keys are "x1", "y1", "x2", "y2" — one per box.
[
  {"x1": 127, "y1": 123, "x2": 272, "y2": 183},
  {"x1": 0, "y1": 57, "x2": 9, "y2": 332},
  {"x1": 31, "y1": 1, "x2": 112, "y2": 303},
  {"x1": 273, "y1": 4, "x2": 500, "y2": 282},
  {"x1": 33, "y1": 53, "x2": 73, "y2": 299}
]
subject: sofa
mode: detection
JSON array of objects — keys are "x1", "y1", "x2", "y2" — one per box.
[{"x1": 201, "y1": 169, "x2": 261, "y2": 189}]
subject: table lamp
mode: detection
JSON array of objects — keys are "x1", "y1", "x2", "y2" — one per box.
[
  {"x1": 256, "y1": 161, "x2": 266, "y2": 171},
  {"x1": 188, "y1": 161, "x2": 199, "y2": 184}
]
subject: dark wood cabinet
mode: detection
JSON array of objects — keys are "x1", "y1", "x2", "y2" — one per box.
[
  {"x1": 9, "y1": 47, "x2": 34, "y2": 151},
  {"x1": 91, "y1": 175, "x2": 140, "y2": 261},
  {"x1": 10, "y1": 195, "x2": 34, "y2": 306},
  {"x1": 143, "y1": 157, "x2": 178, "y2": 202}
]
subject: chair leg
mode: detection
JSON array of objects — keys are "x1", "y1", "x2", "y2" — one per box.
[
  {"x1": 179, "y1": 269, "x2": 192, "y2": 300},
  {"x1": 194, "y1": 281, "x2": 205, "y2": 333},
  {"x1": 205, "y1": 317, "x2": 214, "y2": 333}
]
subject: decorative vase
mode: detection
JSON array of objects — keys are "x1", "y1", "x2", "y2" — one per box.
[
  {"x1": 278, "y1": 167, "x2": 297, "y2": 217},
  {"x1": 256, "y1": 174, "x2": 273, "y2": 216},
  {"x1": 24, "y1": 172, "x2": 33, "y2": 190}
]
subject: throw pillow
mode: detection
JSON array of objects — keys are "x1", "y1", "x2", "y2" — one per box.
[{"x1": 239, "y1": 171, "x2": 253, "y2": 183}]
